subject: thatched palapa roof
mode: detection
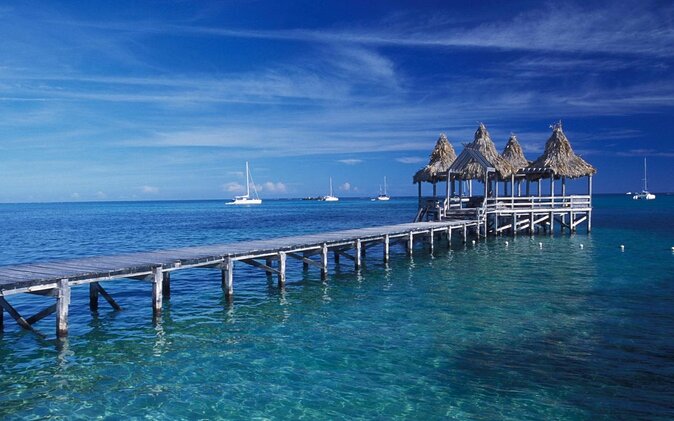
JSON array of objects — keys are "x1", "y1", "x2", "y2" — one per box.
[
  {"x1": 453, "y1": 123, "x2": 514, "y2": 180},
  {"x1": 501, "y1": 134, "x2": 529, "y2": 171},
  {"x1": 413, "y1": 133, "x2": 457, "y2": 183},
  {"x1": 527, "y1": 122, "x2": 596, "y2": 179}
]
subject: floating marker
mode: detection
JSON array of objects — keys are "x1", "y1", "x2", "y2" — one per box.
[
  {"x1": 580, "y1": 244, "x2": 584, "y2": 249},
  {"x1": 620, "y1": 245, "x2": 625, "y2": 252},
  {"x1": 539, "y1": 242, "x2": 543, "y2": 249}
]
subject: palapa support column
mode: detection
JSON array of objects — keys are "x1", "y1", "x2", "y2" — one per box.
[
  {"x1": 383, "y1": 234, "x2": 390, "y2": 263},
  {"x1": 162, "y1": 272, "x2": 171, "y2": 298},
  {"x1": 549, "y1": 212, "x2": 554, "y2": 235},
  {"x1": 462, "y1": 224, "x2": 467, "y2": 243},
  {"x1": 587, "y1": 210, "x2": 592, "y2": 233},
  {"x1": 407, "y1": 232, "x2": 414, "y2": 256},
  {"x1": 222, "y1": 258, "x2": 234, "y2": 297},
  {"x1": 530, "y1": 212, "x2": 535, "y2": 236},
  {"x1": 89, "y1": 282, "x2": 99, "y2": 312},
  {"x1": 152, "y1": 266, "x2": 163, "y2": 316},
  {"x1": 321, "y1": 243, "x2": 328, "y2": 280},
  {"x1": 277, "y1": 252, "x2": 286, "y2": 287},
  {"x1": 447, "y1": 227, "x2": 452, "y2": 248},
  {"x1": 570, "y1": 212, "x2": 575, "y2": 233},
  {"x1": 56, "y1": 278, "x2": 71, "y2": 338},
  {"x1": 354, "y1": 240, "x2": 362, "y2": 270},
  {"x1": 428, "y1": 230, "x2": 434, "y2": 254}
]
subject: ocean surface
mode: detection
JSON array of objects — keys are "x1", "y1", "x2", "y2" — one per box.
[{"x1": 0, "y1": 195, "x2": 673, "y2": 420}]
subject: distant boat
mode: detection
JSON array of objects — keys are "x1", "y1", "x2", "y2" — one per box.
[
  {"x1": 374, "y1": 176, "x2": 390, "y2": 201},
  {"x1": 632, "y1": 158, "x2": 656, "y2": 200},
  {"x1": 227, "y1": 162, "x2": 262, "y2": 205},
  {"x1": 320, "y1": 177, "x2": 339, "y2": 202}
]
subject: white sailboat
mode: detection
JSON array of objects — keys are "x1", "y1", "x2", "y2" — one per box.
[
  {"x1": 320, "y1": 177, "x2": 339, "y2": 202},
  {"x1": 632, "y1": 158, "x2": 656, "y2": 200},
  {"x1": 375, "y1": 176, "x2": 390, "y2": 201},
  {"x1": 227, "y1": 162, "x2": 262, "y2": 205}
]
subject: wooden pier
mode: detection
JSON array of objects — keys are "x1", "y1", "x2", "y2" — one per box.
[{"x1": 0, "y1": 220, "x2": 478, "y2": 338}]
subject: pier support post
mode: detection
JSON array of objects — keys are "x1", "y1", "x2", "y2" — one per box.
[
  {"x1": 302, "y1": 252, "x2": 309, "y2": 271},
  {"x1": 56, "y1": 278, "x2": 70, "y2": 338},
  {"x1": 222, "y1": 258, "x2": 233, "y2": 297},
  {"x1": 462, "y1": 225, "x2": 467, "y2": 243},
  {"x1": 447, "y1": 227, "x2": 452, "y2": 248},
  {"x1": 429, "y1": 231, "x2": 434, "y2": 254},
  {"x1": 355, "y1": 240, "x2": 362, "y2": 270},
  {"x1": 265, "y1": 257, "x2": 273, "y2": 280},
  {"x1": 587, "y1": 210, "x2": 592, "y2": 233},
  {"x1": 321, "y1": 244, "x2": 328, "y2": 280},
  {"x1": 407, "y1": 232, "x2": 414, "y2": 256},
  {"x1": 89, "y1": 282, "x2": 99, "y2": 311},
  {"x1": 549, "y1": 212, "x2": 554, "y2": 235},
  {"x1": 333, "y1": 251, "x2": 340, "y2": 265},
  {"x1": 162, "y1": 272, "x2": 171, "y2": 298},
  {"x1": 570, "y1": 212, "x2": 575, "y2": 233},
  {"x1": 0, "y1": 305, "x2": 4, "y2": 332},
  {"x1": 152, "y1": 266, "x2": 163, "y2": 316},
  {"x1": 383, "y1": 235, "x2": 390, "y2": 263},
  {"x1": 277, "y1": 252, "x2": 286, "y2": 287},
  {"x1": 530, "y1": 212, "x2": 535, "y2": 236}
]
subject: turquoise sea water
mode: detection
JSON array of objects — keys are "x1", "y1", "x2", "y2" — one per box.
[{"x1": 1, "y1": 196, "x2": 673, "y2": 420}]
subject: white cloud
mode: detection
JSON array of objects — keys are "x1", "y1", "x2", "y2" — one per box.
[
  {"x1": 141, "y1": 185, "x2": 159, "y2": 194},
  {"x1": 339, "y1": 182, "x2": 351, "y2": 192},
  {"x1": 223, "y1": 182, "x2": 244, "y2": 192},
  {"x1": 259, "y1": 181, "x2": 287, "y2": 193},
  {"x1": 95, "y1": 191, "x2": 106, "y2": 199},
  {"x1": 70, "y1": 192, "x2": 80, "y2": 199},
  {"x1": 228, "y1": 171, "x2": 244, "y2": 177},
  {"x1": 396, "y1": 156, "x2": 426, "y2": 164},
  {"x1": 337, "y1": 159, "x2": 363, "y2": 165}
]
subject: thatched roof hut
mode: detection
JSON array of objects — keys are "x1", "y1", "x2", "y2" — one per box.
[
  {"x1": 501, "y1": 134, "x2": 529, "y2": 171},
  {"x1": 413, "y1": 133, "x2": 457, "y2": 183},
  {"x1": 527, "y1": 122, "x2": 596, "y2": 179},
  {"x1": 454, "y1": 123, "x2": 514, "y2": 180}
]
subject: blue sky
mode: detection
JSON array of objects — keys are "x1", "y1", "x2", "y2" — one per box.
[{"x1": 1, "y1": 0, "x2": 673, "y2": 202}]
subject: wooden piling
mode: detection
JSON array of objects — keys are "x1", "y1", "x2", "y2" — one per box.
[
  {"x1": 462, "y1": 224, "x2": 467, "y2": 243},
  {"x1": 321, "y1": 243, "x2": 328, "y2": 280},
  {"x1": 407, "y1": 232, "x2": 414, "y2": 255},
  {"x1": 222, "y1": 258, "x2": 233, "y2": 297},
  {"x1": 152, "y1": 267, "x2": 163, "y2": 316},
  {"x1": 56, "y1": 278, "x2": 70, "y2": 338},
  {"x1": 355, "y1": 240, "x2": 362, "y2": 270},
  {"x1": 429, "y1": 230, "x2": 434, "y2": 254},
  {"x1": 383, "y1": 234, "x2": 390, "y2": 263},
  {"x1": 302, "y1": 251, "x2": 309, "y2": 271},
  {"x1": 265, "y1": 257, "x2": 273, "y2": 280},
  {"x1": 277, "y1": 252, "x2": 286, "y2": 287},
  {"x1": 89, "y1": 282, "x2": 99, "y2": 311},
  {"x1": 162, "y1": 272, "x2": 171, "y2": 298}
]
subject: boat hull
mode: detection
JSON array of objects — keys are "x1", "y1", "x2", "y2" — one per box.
[{"x1": 227, "y1": 198, "x2": 262, "y2": 205}]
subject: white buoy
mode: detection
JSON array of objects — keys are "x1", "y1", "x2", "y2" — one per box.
[
  {"x1": 620, "y1": 245, "x2": 625, "y2": 252},
  {"x1": 505, "y1": 241, "x2": 509, "y2": 246},
  {"x1": 580, "y1": 244, "x2": 584, "y2": 249}
]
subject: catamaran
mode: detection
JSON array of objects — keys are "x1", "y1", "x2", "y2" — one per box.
[
  {"x1": 375, "y1": 176, "x2": 390, "y2": 201},
  {"x1": 227, "y1": 162, "x2": 262, "y2": 205},
  {"x1": 632, "y1": 157, "x2": 655, "y2": 200},
  {"x1": 320, "y1": 177, "x2": 339, "y2": 202}
]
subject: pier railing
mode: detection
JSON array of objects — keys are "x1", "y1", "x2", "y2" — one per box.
[{"x1": 484, "y1": 195, "x2": 592, "y2": 211}]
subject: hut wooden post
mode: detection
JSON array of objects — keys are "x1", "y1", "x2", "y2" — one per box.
[
  {"x1": 562, "y1": 177, "x2": 566, "y2": 197},
  {"x1": 354, "y1": 240, "x2": 362, "y2": 270},
  {"x1": 468, "y1": 180, "x2": 473, "y2": 197},
  {"x1": 588, "y1": 175, "x2": 593, "y2": 233},
  {"x1": 56, "y1": 278, "x2": 70, "y2": 338},
  {"x1": 462, "y1": 224, "x2": 467, "y2": 243},
  {"x1": 511, "y1": 175, "x2": 515, "y2": 208},
  {"x1": 526, "y1": 180, "x2": 530, "y2": 196},
  {"x1": 428, "y1": 230, "x2": 434, "y2": 254},
  {"x1": 302, "y1": 251, "x2": 309, "y2": 271},
  {"x1": 432, "y1": 182, "x2": 437, "y2": 198},
  {"x1": 447, "y1": 227, "x2": 452, "y2": 247},
  {"x1": 321, "y1": 243, "x2": 328, "y2": 280},
  {"x1": 333, "y1": 250, "x2": 340, "y2": 265},
  {"x1": 89, "y1": 282, "x2": 99, "y2": 311},
  {"x1": 383, "y1": 235, "x2": 390, "y2": 263},
  {"x1": 222, "y1": 258, "x2": 233, "y2": 297},
  {"x1": 265, "y1": 257, "x2": 273, "y2": 281},
  {"x1": 152, "y1": 266, "x2": 163, "y2": 316},
  {"x1": 458, "y1": 179, "x2": 463, "y2": 208},
  {"x1": 277, "y1": 252, "x2": 286, "y2": 287},
  {"x1": 407, "y1": 232, "x2": 414, "y2": 255},
  {"x1": 417, "y1": 182, "x2": 422, "y2": 207}
]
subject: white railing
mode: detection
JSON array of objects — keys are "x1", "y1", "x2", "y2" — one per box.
[{"x1": 484, "y1": 195, "x2": 592, "y2": 210}]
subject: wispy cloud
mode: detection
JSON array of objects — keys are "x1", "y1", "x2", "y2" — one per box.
[
  {"x1": 141, "y1": 185, "x2": 159, "y2": 194},
  {"x1": 337, "y1": 159, "x2": 363, "y2": 165},
  {"x1": 396, "y1": 156, "x2": 426, "y2": 164}
]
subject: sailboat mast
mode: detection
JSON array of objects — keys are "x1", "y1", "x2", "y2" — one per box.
[
  {"x1": 384, "y1": 176, "x2": 387, "y2": 195},
  {"x1": 644, "y1": 157, "x2": 648, "y2": 191},
  {"x1": 246, "y1": 161, "x2": 250, "y2": 197},
  {"x1": 330, "y1": 177, "x2": 333, "y2": 196}
]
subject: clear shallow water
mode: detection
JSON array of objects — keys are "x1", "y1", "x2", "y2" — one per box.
[{"x1": 1, "y1": 196, "x2": 673, "y2": 420}]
